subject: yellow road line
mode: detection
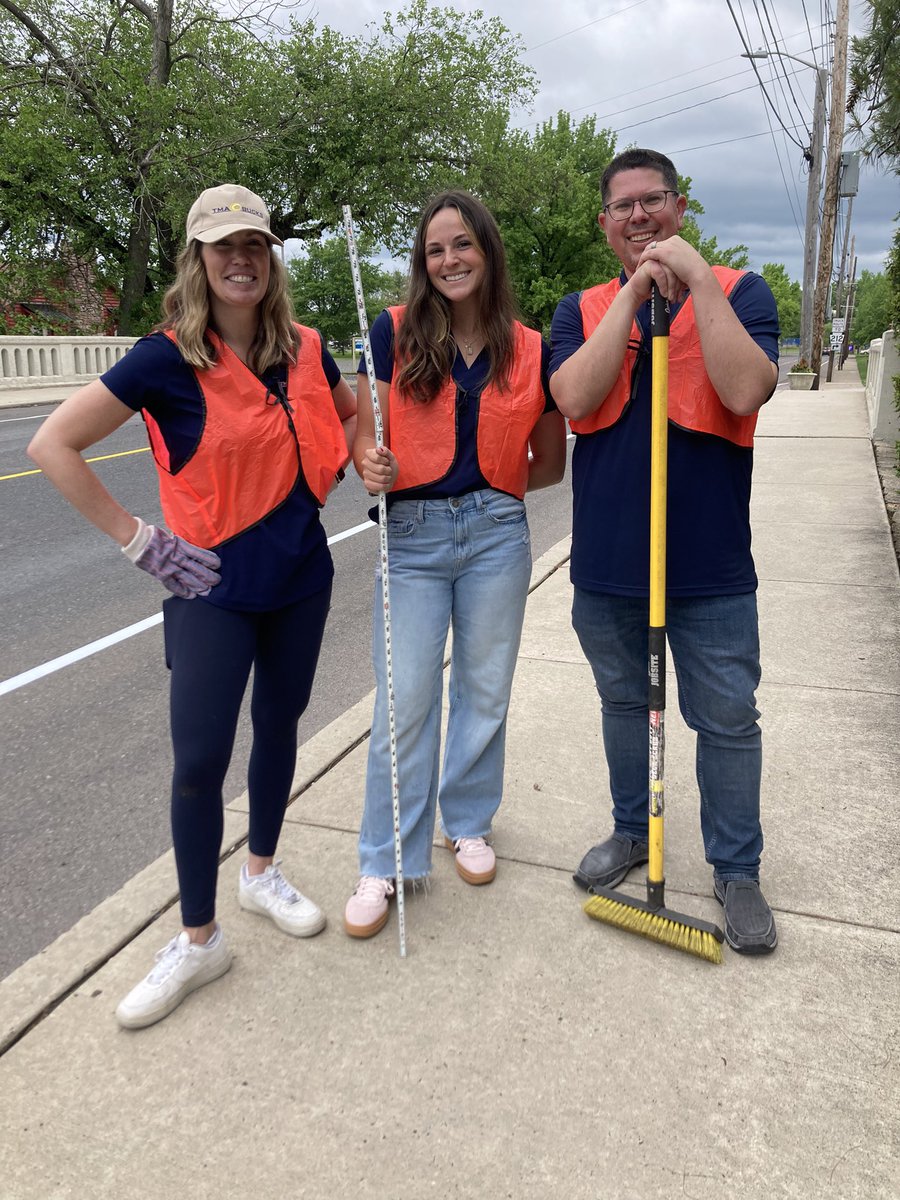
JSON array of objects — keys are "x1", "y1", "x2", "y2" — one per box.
[{"x1": 1, "y1": 446, "x2": 150, "y2": 481}]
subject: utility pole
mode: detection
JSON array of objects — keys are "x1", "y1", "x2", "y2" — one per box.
[
  {"x1": 826, "y1": 181, "x2": 854, "y2": 382},
  {"x1": 810, "y1": 0, "x2": 850, "y2": 388},
  {"x1": 840, "y1": 246, "x2": 857, "y2": 368},
  {"x1": 833, "y1": 151, "x2": 860, "y2": 320},
  {"x1": 802, "y1": 70, "x2": 828, "y2": 363},
  {"x1": 742, "y1": 49, "x2": 827, "y2": 364}
]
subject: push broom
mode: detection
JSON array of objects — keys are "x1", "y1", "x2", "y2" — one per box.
[{"x1": 583, "y1": 283, "x2": 725, "y2": 964}]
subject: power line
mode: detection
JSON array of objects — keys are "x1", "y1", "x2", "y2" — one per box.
[
  {"x1": 526, "y1": 0, "x2": 652, "y2": 53},
  {"x1": 763, "y1": 91, "x2": 805, "y2": 246},
  {"x1": 800, "y1": 0, "x2": 819, "y2": 61},
  {"x1": 562, "y1": 30, "x2": 826, "y2": 122},
  {"x1": 725, "y1": 0, "x2": 808, "y2": 148},
  {"x1": 755, "y1": 0, "x2": 809, "y2": 127},
  {"x1": 569, "y1": 51, "x2": 743, "y2": 114},
  {"x1": 669, "y1": 123, "x2": 809, "y2": 155},
  {"x1": 610, "y1": 81, "x2": 764, "y2": 135},
  {"x1": 585, "y1": 67, "x2": 752, "y2": 124}
]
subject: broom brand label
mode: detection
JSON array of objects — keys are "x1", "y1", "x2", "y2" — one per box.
[{"x1": 648, "y1": 626, "x2": 666, "y2": 709}]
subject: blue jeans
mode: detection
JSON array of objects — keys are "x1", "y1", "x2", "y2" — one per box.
[
  {"x1": 571, "y1": 589, "x2": 764, "y2": 881},
  {"x1": 359, "y1": 491, "x2": 532, "y2": 878}
]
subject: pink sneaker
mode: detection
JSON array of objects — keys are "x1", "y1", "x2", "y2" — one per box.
[
  {"x1": 344, "y1": 876, "x2": 395, "y2": 938},
  {"x1": 444, "y1": 836, "x2": 496, "y2": 885}
]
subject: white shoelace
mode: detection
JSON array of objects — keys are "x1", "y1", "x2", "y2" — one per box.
[
  {"x1": 256, "y1": 861, "x2": 302, "y2": 904},
  {"x1": 455, "y1": 837, "x2": 489, "y2": 855},
  {"x1": 355, "y1": 876, "x2": 395, "y2": 902},
  {"x1": 146, "y1": 933, "x2": 190, "y2": 985}
]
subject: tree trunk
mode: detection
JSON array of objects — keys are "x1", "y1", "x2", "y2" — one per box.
[
  {"x1": 116, "y1": 0, "x2": 174, "y2": 333},
  {"x1": 116, "y1": 197, "x2": 153, "y2": 334}
]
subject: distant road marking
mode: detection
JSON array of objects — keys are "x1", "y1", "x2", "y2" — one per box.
[
  {"x1": 0, "y1": 522, "x2": 376, "y2": 697},
  {"x1": 0, "y1": 413, "x2": 47, "y2": 423},
  {"x1": 1, "y1": 445, "x2": 151, "y2": 481}
]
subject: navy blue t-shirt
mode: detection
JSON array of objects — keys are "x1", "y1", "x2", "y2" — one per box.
[
  {"x1": 360, "y1": 309, "x2": 555, "y2": 503},
  {"x1": 102, "y1": 330, "x2": 343, "y2": 611},
  {"x1": 549, "y1": 271, "x2": 779, "y2": 597}
]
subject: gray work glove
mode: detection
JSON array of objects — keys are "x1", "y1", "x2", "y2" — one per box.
[{"x1": 122, "y1": 518, "x2": 221, "y2": 599}]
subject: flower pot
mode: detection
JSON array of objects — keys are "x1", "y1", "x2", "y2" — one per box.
[{"x1": 788, "y1": 371, "x2": 816, "y2": 390}]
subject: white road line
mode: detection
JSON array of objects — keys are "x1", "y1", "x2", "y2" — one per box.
[
  {"x1": 0, "y1": 521, "x2": 376, "y2": 697},
  {"x1": 326, "y1": 519, "x2": 374, "y2": 544},
  {"x1": 0, "y1": 614, "x2": 164, "y2": 696},
  {"x1": 0, "y1": 413, "x2": 47, "y2": 422}
]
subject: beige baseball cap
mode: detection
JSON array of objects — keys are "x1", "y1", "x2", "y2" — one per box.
[{"x1": 185, "y1": 184, "x2": 284, "y2": 247}]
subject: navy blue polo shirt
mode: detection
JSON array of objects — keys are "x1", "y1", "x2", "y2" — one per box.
[
  {"x1": 102, "y1": 330, "x2": 342, "y2": 611},
  {"x1": 549, "y1": 271, "x2": 779, "y2": 597},
  {"x1": 360, "y1": 309, "x2": 555, "y2": 503}
]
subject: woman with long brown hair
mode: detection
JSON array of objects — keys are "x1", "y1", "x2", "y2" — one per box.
[
  {"x1": 345, "y1": 189, "x2": 566, "y2": 938},
  {"x1": 29, "y1": 185, "x2": 357, "y2": 1026}
]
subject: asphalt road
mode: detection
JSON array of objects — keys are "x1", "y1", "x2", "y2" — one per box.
[{"x1": 1, "y1": 403, "x2": 574, "y2": 979}]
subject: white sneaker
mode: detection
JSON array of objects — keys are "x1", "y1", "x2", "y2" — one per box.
[
  {"x1": 115, "y1": 926, "x2": 232, "y2": 1030},
  {"x1": 238, "y1": 860, "x2": 326, "y2": 937}
]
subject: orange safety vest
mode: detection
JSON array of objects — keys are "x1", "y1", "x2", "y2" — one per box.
[
  {"x1": 572, "y1": 266, "x2": 757, "y2": 447},
  {"x1": 144, "y1": 325, "x2": 346, "y2": 547},
  {"x1": 386, "y1": 306, "x2": 546, "y2": 499}
]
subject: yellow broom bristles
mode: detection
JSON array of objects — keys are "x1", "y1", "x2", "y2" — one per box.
[{"x1": 584, "y1": 894, "x2": 723, "y2": 964}]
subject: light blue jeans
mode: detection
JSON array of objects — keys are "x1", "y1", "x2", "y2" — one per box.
[
  {"x1": 359, "y1": 491, "x2": 532, "y2": 878},
  {"x1": 572, "y1": 589, "x2": 764, "y2": 881}
]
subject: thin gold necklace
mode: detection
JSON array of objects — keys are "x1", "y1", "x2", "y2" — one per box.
[{"x1": 455, "y1": 330, "x2": 479, "y2": 358}]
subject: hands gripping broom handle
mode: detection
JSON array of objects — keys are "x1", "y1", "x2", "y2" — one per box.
[{"x1": 647, "y1": 283, "x2": 669, "y2": 911}]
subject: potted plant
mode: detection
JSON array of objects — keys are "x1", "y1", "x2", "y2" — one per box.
[{"x1": 788, "y1": 358, "x2": 816, "y2": 390}]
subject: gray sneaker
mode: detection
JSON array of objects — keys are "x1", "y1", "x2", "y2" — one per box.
[
  {"x1": 714, "y1": 878, "x2": 777, "y2": 955},
  {"x1": 573, "y1": 833, "x2": 649, "y2": 891}
]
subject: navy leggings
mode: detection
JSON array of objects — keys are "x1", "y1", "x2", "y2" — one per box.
[{"x1": 163, "y1": 583, "x2": 332, "y2": 927}]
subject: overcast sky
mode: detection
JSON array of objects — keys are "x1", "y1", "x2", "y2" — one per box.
[{"x1": 314, "y1": 0, "x2": 897, "y2": 284}]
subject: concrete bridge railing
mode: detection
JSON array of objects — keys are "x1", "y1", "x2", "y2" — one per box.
[
  {"x1": 865, "y1": 330, "x2": 899, "y2": 444},
  {"x1": 0, "y1": 336, "x2": 138, "y2": 388}
]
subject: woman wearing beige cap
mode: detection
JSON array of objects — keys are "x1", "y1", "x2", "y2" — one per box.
[{"x1": 29, "y1": 184, "x2": 357, "y2": 1028}]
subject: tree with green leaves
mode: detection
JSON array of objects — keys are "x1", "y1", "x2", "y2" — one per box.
[
  {"x1": 287, "y1": 236, "x2": 407, "y2": 352},
  {"x1": 477, "y1": 116, "x2": 752, "y2": 334},
  {"x1": 851, "y1": 269, "x2": 893, "y2": 347},
  {"x1": 847, "y1": 0, "x2": 900, "y2": 170},
  {"x1": 0, "y1": 0, "x2": 534, "y2": 333},
  {"x1": 761, "y1": 263, "x2": 802, "y2": 340},
  {"x1": 475, "y1": 113, "x2": 619, "y2": 333}
]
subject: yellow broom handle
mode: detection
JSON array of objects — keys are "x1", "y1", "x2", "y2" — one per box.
[{"x1": 647, "y1": 284, "x2": 669, "y2": 903}]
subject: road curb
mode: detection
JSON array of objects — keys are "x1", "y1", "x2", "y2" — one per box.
[{"x1": 0, "y1": 537, "x2": 571, "y2": 1054}]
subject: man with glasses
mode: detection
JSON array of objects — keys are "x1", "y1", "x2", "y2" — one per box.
[{"x1": 549, "y1": 148, "x2": 780, "y2": 955}]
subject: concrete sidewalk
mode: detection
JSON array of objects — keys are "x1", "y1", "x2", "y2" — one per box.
[
  {"x1": 0, "y1": 382, "x2": 79, "y2": 407},
  {"x1": 1, "y1": 366, "x2": 898, "y2": 1198}
]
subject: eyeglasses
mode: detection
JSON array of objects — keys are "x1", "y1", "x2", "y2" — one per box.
[{"x1": 603, "y1": 190, "x2": 679, "y2": 221}]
